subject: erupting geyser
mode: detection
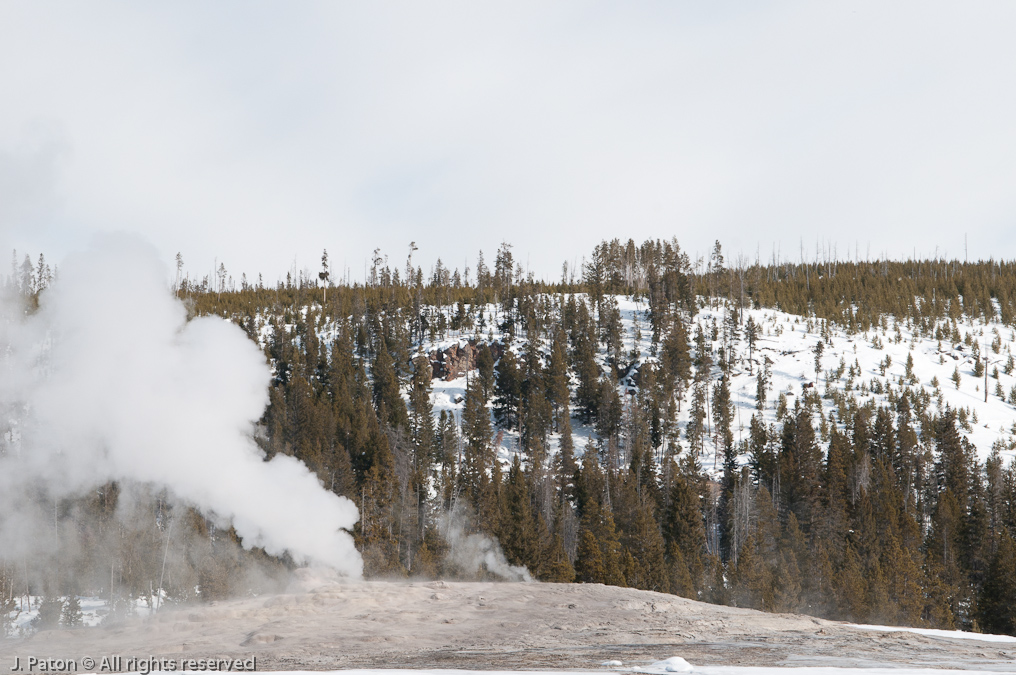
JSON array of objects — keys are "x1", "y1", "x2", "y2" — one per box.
[{"x1": 0, "y1": 234, "x2": 362, "y2": 577}]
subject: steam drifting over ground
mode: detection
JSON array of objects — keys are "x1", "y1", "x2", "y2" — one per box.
[
  {"x1": 438, "y1": 506, "x2": 532, "y2": 582},
  {"x1": 0, "y1": 235, "x2": 361, "y2": 576}
]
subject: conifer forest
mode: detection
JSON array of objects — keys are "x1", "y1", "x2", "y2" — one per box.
[{"x1": 6, "y1": 238, "x2": 1016, "y2": 637}]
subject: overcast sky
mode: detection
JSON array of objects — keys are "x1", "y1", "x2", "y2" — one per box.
[{"x1": 2, "y1": 1, "x2": 1016, "y2": 284}]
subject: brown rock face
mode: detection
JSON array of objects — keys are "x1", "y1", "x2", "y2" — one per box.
[{"x1": 429, "y1": 340, "x2": 501, "y2": 381}]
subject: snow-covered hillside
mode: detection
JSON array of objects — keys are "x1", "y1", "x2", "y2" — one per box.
[{"x1": 417, "y1": 295, "x2": 1016, "y2": 474}]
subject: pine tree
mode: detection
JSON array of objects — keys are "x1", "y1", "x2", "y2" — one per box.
[
  {"x1": 408, "y1": 352, "x2": 436, "y2": 547},
  {"x1": 590, "y1": 504, "x2": 627, "y2": 587},
  {"x1": 461, "y1": 377, "x2": 493, "y2": 503},
  {"x1": 732, "y1": 534, "x2": 771, "y2": 609},
  {"x1": 573, "y1": 452, "x2": 626, "y2": 587},
  {"x1": 542, "y1": 533, "x2": 576, "y2": 583},
  {"x1": 574, "y1": 529, "x2": 606, "y2": 583},
  {"x1": 595, "y1": 376, "x2": 623, "y2": 443},
  {"x1": 667, "y1": 542, "x2": 695, "y2": 598},
  {"x1": 372, "y1": 343, "x2": 408, "y2": 430},
  {"x1": 778, "y1": 403, "x2": 823, "y2": 531},
  {"x1": 547, "y1": 328, "x2": 572, "y2": 431},
  {"x1": 881, "y1": 528, "x2": 924, "y2": 626},
  {"x1": 663, "y1": 469, "x2": 706, "y2": 592},
  {"x1": 687, "y1": 382, "x2": 708, "y2": 456},
  {"x1": 748, "y1": 414, "x2": 777, "y2": 493},
  {"x1": 925, "y1": 489, "x2": 966, "y2": 627},
  {"x1": 476, "y1": 344, "x2": 496, "y2": 402},
  {"x1": 573, "y1": 328, "x2": 601, "y2": 423},
  {"x1": 319, "y1": 249, "x2": 330, "y2": 304},
  {"x1": 520, "y1": 342, "x2": 552, "y2": 466},
  {"x1": 744, "y1": 316, "x2": 758, "y2": 375},
  {"x1": 712, "y1": 375, "x2": 734, "y2": 456},
  {"x1": 979, "y1": 531, "x2": 1016, "y2": 635},
  {"x1": 755, "y1": 361, "x2": 769, "y2": 411},
  {"x1": 32, "y1": 596, "x2": 62, "y2": 631},
  {"x1": 554, "y1": 414, "x2": 578, "y2": 504},
  {"x1": 775, "y1": 512, "x2": 806, "y2": 613},
  {"x1": 19, "y1": 254, "x2": 33, "y2": 294},
  {"x1": 600, "y1": 295, "x2": 624, "y2": 371},
  {"x1": 660, "y1": 315, "x2": 691, "y2": 389},
  {"x1": 622, "y1": 496, "x2": 670, "y2": 592},
  {"x1": 773, "y1": 549, "x2": 803, "y2": 613},
  {"x1": 835, "y1": 543, "x2": 868, "y2": 622},
  {"x1": 359, "y1": 433, "x2": 403, "y2": 575},
  {"x1": 61, "y1": 596, "x2": 84, "y2": 628},
  {"x1": 493, "y1": 348, "x2": 522, "y2": 430},
  {"x1": 500, "y1": 455, "x2": 543, "y2": 573}
]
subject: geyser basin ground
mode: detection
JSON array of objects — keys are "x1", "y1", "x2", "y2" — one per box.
[{"x1": 2, "y1": 582, "x2": 1015, "y2": 671}]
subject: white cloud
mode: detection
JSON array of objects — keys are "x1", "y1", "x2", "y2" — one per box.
[{"x1": 2, "y1": 1, "x2": 1016, "y2": 279}]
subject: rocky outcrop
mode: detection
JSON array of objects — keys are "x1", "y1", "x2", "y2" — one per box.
[{"x1": 429, "y1": 340, "x2": 502, "y2": 381}]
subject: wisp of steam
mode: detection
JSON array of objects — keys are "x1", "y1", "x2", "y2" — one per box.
[
  {"x1": 439, "y1": 506, "x2": 531, "y2": 582},
  {"x1": 0, "y1": 235, "x2": 362, "y2": 577}
]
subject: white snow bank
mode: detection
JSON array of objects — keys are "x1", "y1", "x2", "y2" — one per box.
[
  {"x1": 691, "y1": 670, "x2": 1011, "y2": 675},
  {"x1": 635, "y1": 656, "x2": 694, "y2": 673},
  {"x1": 143, "y1": 668, "x2": 1013, "y2": 675},
  {"x1": 852, "y1": 623, "x2": 1016, "y2": 643}
]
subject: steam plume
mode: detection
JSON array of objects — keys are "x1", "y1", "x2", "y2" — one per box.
[
  {"x1": 0, "y1": 235, "x2": 362, "y2": 577},
  {"x1": 438, "y1": 506, "x2": 531, "y2": 582}
]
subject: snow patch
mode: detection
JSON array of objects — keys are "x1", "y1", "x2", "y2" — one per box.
[{"x1": 852, "y1": 623, "x2": 1016, "y2": 643}]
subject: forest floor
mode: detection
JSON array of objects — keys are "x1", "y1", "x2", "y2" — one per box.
[{"x1": 2, "y1": 579, "x2": 1015, "y2": 671}]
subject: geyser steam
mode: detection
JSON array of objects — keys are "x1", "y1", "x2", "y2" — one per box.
[{"x1": 0, "y1": 235, "x2": 362, "y2": 577}]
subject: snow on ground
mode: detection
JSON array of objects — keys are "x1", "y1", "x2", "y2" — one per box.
[
  {"x1": 720, "y1": 304, "x2": 1016, "y2": 466},
  {"x1": 415, "y1": 295, "x2": 1016, "y2": 476},
  {"x1": 852, "y1": 623, "x2": 1016, "y2": 643},
  {"x1": 95, "y1": 667, "x2": 1014, "y2": 675},
  {"x1": 5, "y1": 594, "x2": 159, "y2": 635},
  {"x1": 674, "y1": 670, "x2": 1012, "y2": 675},
  {"x1": 251, "y1": 293, "x2": 1016, "y2": 475}
]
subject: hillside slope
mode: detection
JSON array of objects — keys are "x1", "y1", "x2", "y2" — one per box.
[{"x1": 417, "y1": 296, "x2": 1016, "y2": 473}]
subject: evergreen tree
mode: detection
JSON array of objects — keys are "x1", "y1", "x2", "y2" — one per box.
[
  {"x1": 500, "y1": 455, "x2": 543, "y2": 573},
  {"x1": 32, "y1": 596, "x2": 62, "y2": 631},
  {"x1": 621, "y1": 495, "x2": 670, "y2": 592},
  {"x1": 660, "y1": 315, "x2": 691, "y2": 389},
  {"x1": 778, "y1": 403, "x2": 823, "y2": 531},
  {"x1": 572, "y1": 323, "x2": 601, "y2": 423},
  {"x1": 61, "y1": 596, "x2": 83, "y2": 628},
  {"x1": 547, "y1": 328, "x2": 572, "y2": 430},
  {"x1": 663, "y1": 468, "x2": 706, "y2": 593},
  {"x1": 493, "y1": 348, "x2": 522, "y2": 430},
  {"x1": 408, "y1": 352, "x2": 436, "y2": 547},
  {"x1": 372, "y1": 343, "x2": 408, "y2": 430},
  {"x1": 461, "y1": 377, "x2": 493, "y2": 504},
  {"x1": 712, "y1": 375, "x2": 734, "y2": 456},
  {"x1": 687, "y1": 382, "x2": 708, "y2": 456},
  {"x1": 574, "y1": 529, "x2": 606, "y2": 583},
  {"x1": 755, "y1": 363, "x2": 769, "y2": 411},
  {"x1": 595, "y1": 376, "x2": 623, "y2": 443},
  {"x1": 520, "y1": 341, "x2": 552, "y2": 466},
  {"x1": 744, "y1": 315, "x2": 758, "y2": 375},
  {"x1": 476, "y1": 344, "x2": 496, "y2": 402},
  {"x1": 979, "y1": 531, "x2": 1016, "y2": 635},
  {"x1": 542, "y1": 533, "x2": 576, "y2": 583},
  {"x1": 600, "y1": 295, "x2": 624, "y2": 371}
]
